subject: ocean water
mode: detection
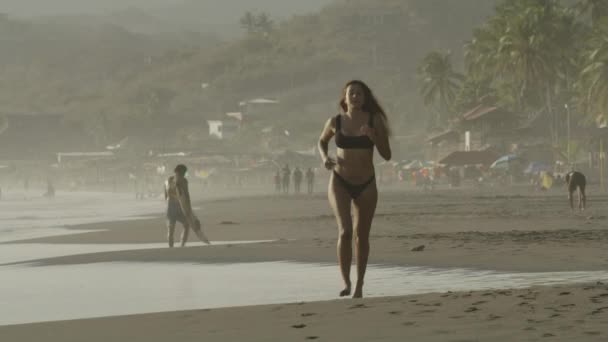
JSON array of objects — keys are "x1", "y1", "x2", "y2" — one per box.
[
  {"x1": 1, "y1": 259, "x2": 607, "y2": 326},
  {"x1": 0, "y1": 190, "x2": 164, "y2": 242}
]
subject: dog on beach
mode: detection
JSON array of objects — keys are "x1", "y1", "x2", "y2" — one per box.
[{"x1": 565, "y1": 171, "x2": 586, "y2": 211}]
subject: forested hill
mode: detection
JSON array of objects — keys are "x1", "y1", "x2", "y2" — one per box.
[{"x1": 0, "y1": 0, "x2": 499, "y2": 149}]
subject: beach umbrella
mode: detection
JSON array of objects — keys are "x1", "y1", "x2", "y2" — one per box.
[
  {"x1": 490, "y1": 155, "x2": 519, "y2": 169},
  {"x1": 422, "y1": 161, "x2": 436, "y2": 168},
  {"x1": 524, "y1": 161, "x2": 552, "y2": 174},
  {"x1": 403, "y1": 160, "x2": 423, "y2": 170}
]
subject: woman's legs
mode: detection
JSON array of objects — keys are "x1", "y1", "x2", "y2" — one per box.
[
  {"x1": 328, "y1": 173, "x2": 354, "y2": 296},
  {"x1": 352, "y1": 181, "x2": 378, "y2": 298},
  {"x1": 180, "y1": 222, "x2": 190, "y2": 247}
]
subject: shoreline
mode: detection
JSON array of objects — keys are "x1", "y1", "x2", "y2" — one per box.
[
  {"x1": 3, "y1": 190, "x2": 608, "y2": 272},
  {"x1": 2, "y1": 189, "x2": 607, "y2": 340},
  {"x1": 2, "y1": 282, "x2": 607, "y2": 341}
]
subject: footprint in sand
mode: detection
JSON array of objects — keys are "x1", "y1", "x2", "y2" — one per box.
[
  {"x1": 559, "y1": 292, "x2": 571, "y2": 296},
  {"x1": 388, "y1": 311, "x2": 402, "y2": 315},
  {"x1": 449, "y1": 315, "x2": 465, "y2": 319},
  {"x1": 292, "y1": 324, "x2": 307, "y2": 329},
  {"x1": 349, "y1": 304, "x2": 369, "y2": 309},
  {"x1": 550, "y1": 314, "x2": 561, "y2": 318},
  {"x1": 301, "y1": 313, "x2": 316, "y2": 317},
  {"x1": 487, "y1": 314, "x2": 501, "y2": 321},
  {"x1": 305, "y1": 337, "x2": 319, "y2": 340},
  {"x1": 402, "y1": 321, "x2": 416, "y2": 326},
  {"x1": 472, "y1": 301, "x2": 487, "y2": 306},
  {"x1": 523, "y1": 327, "x2": 536, "y2": 331},
  {"x1": 527, "y1": 319, "x2": 545, "y2": 324},
  {"x1": 465, "y1": 307, "x2": 479, "y2": 313},
  {"x1": 591, "y1": 307, "x2": 608, "y2": 315},
  {"x1": 219, "y1": 221, "x2": 239, "y2": 225},
  {"x1": 416, "y1": 309, "x2": 437, "y2": 314},
  {"x1": 542, "y1": 333, "x2": 555, "y2": 337},
  {"x1": 584, "y1": 331, "x2": 601, "y2": 336}
]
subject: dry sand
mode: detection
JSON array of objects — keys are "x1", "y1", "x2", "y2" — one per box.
[{"x1": 2, "y1": 187, "x2": 608, "y2": 341}]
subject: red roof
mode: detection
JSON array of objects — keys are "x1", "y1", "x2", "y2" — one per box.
[
  {"x1": 462, "y1": 105, "x2": 499, "y2": 121},
  {"x1": 439, "y1": 150, "x2": 499, "y2": 167},
  {"x1": 426, "y1": 130, "x2": 459, "y2": 144}
]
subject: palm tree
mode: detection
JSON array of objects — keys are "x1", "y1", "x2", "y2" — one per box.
[
  {"x1": 576, "y1": 0, "x2": 608, "y2": 26},
  {"x1": 255, "y1": 12, "x2": 274, "y2": 35},
  {"x1": 239, "y1": 11, "x2": 256, "y2": 34},
  {"x1": 453, "y1": 76, "x2": 497, "y2": 113},
  {"x1": 417, "y1": 51, "x2": 464, "y2": 127},
  {"x1": 579, "y1": 18, "x2": 608, "y2": 122},
  {"x1": 465, "y1": 2, "x2": 583, "y2": 143}
]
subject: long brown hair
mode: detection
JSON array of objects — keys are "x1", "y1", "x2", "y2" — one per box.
[{"x1": 339, "y1": 80, "x2": 390, "y2": 134}]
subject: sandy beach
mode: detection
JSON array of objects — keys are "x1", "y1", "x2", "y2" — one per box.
[{"x1": 1, "y1": 187, "x2": 608, "y2": 341}]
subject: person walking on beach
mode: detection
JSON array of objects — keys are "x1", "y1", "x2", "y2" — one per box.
[
  {"x1": 293, "y1": 167, "x2": 303, "y2": 194},
  {"x1": 306, "y1": 168, "x2": 315, "y2": 194},
  {"x1": 282, "y1": 164, "x2": 291, "y2": 194},
  {"x1": 565, "y1": 170, "x2": 586, "y2": 211},
  {"x1": 274, "y1": 170, "x2": 281, "y2": 193},
  {"x1": 164, "y1": 164, "x2": 210, "y2": 247},
  {"x1": 318, "y1": 80, "x2": 392, "y2": 298}
]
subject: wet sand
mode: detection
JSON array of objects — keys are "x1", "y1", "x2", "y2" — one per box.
[
  {"x1": 2, "y1": 187, "x2": 608, "y2": 340},
  {"x1": 3, "y1": 283, "x2": 608, "y2": 342}
]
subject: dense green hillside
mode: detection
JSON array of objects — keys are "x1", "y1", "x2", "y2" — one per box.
[{"x1": 0, "y1": 0, "x2": 500, "y2": 152}]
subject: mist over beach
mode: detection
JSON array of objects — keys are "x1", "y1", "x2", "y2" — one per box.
[{"x1": 1, "y1": 1, "x2": 608, "y2": 341}]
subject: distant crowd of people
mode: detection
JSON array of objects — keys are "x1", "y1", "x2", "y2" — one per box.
[{"x1": 274, "y1": 165, "x2": 315, "y2": 195}]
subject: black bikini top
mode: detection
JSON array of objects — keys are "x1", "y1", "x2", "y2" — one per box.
[{"x1": 334, "y1": 114, "x2": 374, "y2": 150}]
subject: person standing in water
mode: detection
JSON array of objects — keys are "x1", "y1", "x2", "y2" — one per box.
[
  {"x1": 318, "y1": 80, "x2": 392, "y2": 298},
  {"x1": 164, "y1": 164, "x2": 210, "y2": 247}
]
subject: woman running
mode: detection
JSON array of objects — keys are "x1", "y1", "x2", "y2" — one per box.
[{"x1": 318, "y1": 80, "x2": 392, "y2": 298}]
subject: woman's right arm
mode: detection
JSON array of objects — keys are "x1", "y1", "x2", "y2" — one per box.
[{"x1": 318, "y1": 117, "x2": 336, "y2": 169}]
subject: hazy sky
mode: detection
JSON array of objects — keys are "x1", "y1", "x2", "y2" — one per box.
[
  {"x1": 0, "y1": 0, "x2": 331, "y2": 17},
  {"x1": 0, "y1": 0, "x2": 185, "y2": 17}
]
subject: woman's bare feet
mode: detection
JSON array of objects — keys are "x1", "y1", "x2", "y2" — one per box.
[
  {"x1": 353, "y1": 282, "x2": 363, "y2": 298},
  {"x1": 339, "y1": 283, "x2": 351, "y2": 297}
]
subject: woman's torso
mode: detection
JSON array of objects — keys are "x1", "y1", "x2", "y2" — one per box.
[{"x1": 333, "y1": 113, "x2": 376, "y2": 183}]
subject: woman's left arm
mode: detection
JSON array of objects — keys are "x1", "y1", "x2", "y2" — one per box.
[{"x1": 373, "y1": 115, "x2": 391, "y2": 161}]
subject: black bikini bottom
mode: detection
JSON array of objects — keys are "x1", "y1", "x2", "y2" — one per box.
[{"x1": 333, "y1": 171, "x2": 375, "y2": 199}]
